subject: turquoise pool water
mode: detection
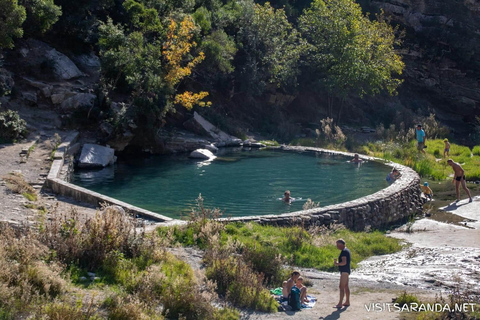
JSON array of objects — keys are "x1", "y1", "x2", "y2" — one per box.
[{"x1": 71, "y1": 149, "x2": 392, "y2": 218}]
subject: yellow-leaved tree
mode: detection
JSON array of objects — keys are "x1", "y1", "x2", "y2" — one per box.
[{"x1": 163, "y1": 17, "x2": 210, "y2": 111}]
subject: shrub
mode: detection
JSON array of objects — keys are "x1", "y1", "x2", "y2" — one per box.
[
  {"x1": 0, "y1": 0, "x2": 26, "y2": 49},
  {"x1": 19, "y1": 0, "x2": 61, "y2": 36},
  {"x1": 0, "y1": 223, "x2": 67, "y2": 315},
  {"x1": 473, "y1": 146, "x2": 480, "y2": 156},
  {"x1": 0, "y1": 110, "x2": 27, "y2": 141},
  {"x1": 205, "y1": 251, "x2": 278, "y2": 313},
  {"x1": 393, "y1": 291, "x2": 420, "y2": 307},
  {"x1": 41, "y1": 206, "x2": 146, "y2": 269}
]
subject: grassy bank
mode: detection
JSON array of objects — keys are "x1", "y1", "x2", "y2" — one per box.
[
  {"x1": 165, "y1": 222, "x2": 404, "y2": 272},
  {"x1": 360, "y1": 139, "x2": 480, "y2": 181}
]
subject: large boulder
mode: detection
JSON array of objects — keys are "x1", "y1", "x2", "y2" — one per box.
[
  {"x1": 15, "y1": 39, "x2": 84, "y2": 81},
  {"x1": 78, "y1": 144, "x2": 117, "y2": 168},
  {"x1": 60, "y1": 93, "x2": 96, "y2": 110},
  {"x1": 45, "y1": 49, "x2": 84, "y2": 80},
  {"x1": 188, "y1": 148, "x2": 217, "y2": 160}
]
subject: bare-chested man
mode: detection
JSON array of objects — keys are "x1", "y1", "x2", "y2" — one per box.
[
  {"x1": 334, "y1": 239, "x2": 351, "y2": 308},
  {"x1": 282, "y1": 270, "x2": 300, "y2": 299},
  {"x1": 447, "y1": 159, "x2": 472, "y2": 203}
]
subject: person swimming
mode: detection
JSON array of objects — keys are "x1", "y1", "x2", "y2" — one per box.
[
  {"x1": 350, "y1": 154, "x2": 363, "y2": 163},
  {"x1": 282, "y1": 190, "x2": 294, "y2": 203}
]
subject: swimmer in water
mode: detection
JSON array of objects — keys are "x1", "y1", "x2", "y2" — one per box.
[
  {"x1": 350, "y1": 154, "x2": 363, "y2": 164},
  {"x1": 283, "y1": 190, "x2": 292, "y2": 203}
]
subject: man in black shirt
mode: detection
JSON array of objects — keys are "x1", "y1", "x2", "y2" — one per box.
[{"x1": 334, "y1": 239, "x2": 351, "y2": 308}]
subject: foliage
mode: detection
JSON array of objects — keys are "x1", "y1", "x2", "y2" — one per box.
[
  {"x1": 362, "y1": 139, "x2": 480, "y2": 181},
  {"x1": 170, "y1": 221, "x2": 403, "y2": 273},
  {"x1": 393, "y1": 291, "x2": 420, "y2": 307},
  {"x1": 99, "y1": 14, "x2": 210, "y2": 125},
  {"x1": 0, "y1": 223, "x2": 67, "y2": 316},
  {"x1": 235, "y1": 1, "x2": 303, "y2": 94},
  {"x1": 18, "y1": 0, "x2": 61, "y2": 36},
  {"x1": 316, "y1": 117, "x2": 347, "y2": 148},
  {"x1": 299, "y1": 0, "x2": 404, "y2": 117},
  {"x1": 199, "y1": 29, "x2": 237, "y2": 74},
  {"x1": 0, "y1": 109, "x2": 27, "y2": 142},
  {"x1": 0, "y1": 0, "x2": 26, "y2": 49}
]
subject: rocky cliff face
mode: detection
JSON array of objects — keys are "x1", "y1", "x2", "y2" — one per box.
[{"x1": 366, "y1": 0, "x2": 480, "y2": 142}]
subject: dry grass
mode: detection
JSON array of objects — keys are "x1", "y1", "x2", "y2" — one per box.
[
  {"x1": 2, "y1": 172, "x2": 37, "y2": 200},
  {"x1": 0, "y1": 223, "x2": 67, "y2": 315}
]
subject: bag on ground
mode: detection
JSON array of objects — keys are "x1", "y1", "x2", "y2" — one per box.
[{"x1": 288, "y1": 286, "x2": 301, "y2": 311}]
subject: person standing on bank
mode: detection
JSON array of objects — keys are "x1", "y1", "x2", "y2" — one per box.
[
  {"x1": 416, "y1": 124, "x2": 426, "y2": 154},
  {"x1": 447, "y1": 159, "x2": 473, "y2": 203},
  {"x1": 334, "y1": 239, "x2": 351, "y2": 308}
]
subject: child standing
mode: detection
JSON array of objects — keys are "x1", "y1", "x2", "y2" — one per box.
[
  {"x1": 443, "y1": 139, "x2": 450, "y2": 158},
  {"x1": 421, "y1": 182, "x2": 433, "y2": 200}
]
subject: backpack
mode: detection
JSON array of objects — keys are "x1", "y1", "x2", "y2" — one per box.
[{"x1": 288, "y1": 286, "x2": 301, "y2": 311}]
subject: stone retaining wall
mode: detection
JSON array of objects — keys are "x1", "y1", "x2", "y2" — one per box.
[
  {"x1": 45, "y1": 132, "x2": 173, "y2": 223},
  {"x1": 220, "y1": 146, "x2": 424, "y2": 231},
  {"x1": 46, "y1": 141, "x2": 423, "y2": 229}
]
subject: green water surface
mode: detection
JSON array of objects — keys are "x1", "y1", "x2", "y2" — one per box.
[{"x1": 71, "y1": 149, "x2": 392, "y2": 218}]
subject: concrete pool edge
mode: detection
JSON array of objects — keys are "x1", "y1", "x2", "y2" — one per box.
[
  {"x1": 46, "y1": 141, "x2": 423, "y2": 229},
  {"x1": 45, "y1": 132, "x2": 173, "y2": 223}
]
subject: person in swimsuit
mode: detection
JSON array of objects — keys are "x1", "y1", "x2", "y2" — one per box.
[
  {"x1": 334, "y1": 239, "x2": 351, "y2": 308},
  {"x1": 283, "y1": 190, "x2": 292, "y2": 203},
  {"x1": 351, "y1": 154, "x2": 363, "y2": 163},
  {"x1": 443, "y1": 139, "x2": 450, "y2": 158},
  {"x1": 447, "y1": 159, "x2": 472, "y2": 203},
  {"x1": 282, "y1": 270, "x2": 300, "y2": 300},
  {"x1": 386, "y1": 168, "x2": 400, "y2": 184}
]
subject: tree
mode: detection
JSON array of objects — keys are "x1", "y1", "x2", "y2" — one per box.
[
  {"x1": 19, "y1": 0, "x2": 61, "y2": 37},
  {"x1": 299, "y1": 0, "x2": 404, "y2": 121},
  {"x1": 98, "y1": 12, "x2": 209, "y2": 126},
  {"x1": 235, "y1": 1, "x2": 304, "y2": 95},
  {"x1": 0, "y1": 0, "x2": 26, "y2": 49}
]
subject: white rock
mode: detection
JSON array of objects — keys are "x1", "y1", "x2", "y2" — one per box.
[
  {"x1": 78, "y1": 144, "x2": 116, "y2": 168},
  {"x1": 204, "y1": 143, "x2": 218, "y2": 153},
  {"x1": 189, "y1": 149, "x2": 217, "y2": 160}
]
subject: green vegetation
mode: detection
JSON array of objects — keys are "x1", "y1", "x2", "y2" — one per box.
[
  {"x1": 0, "y1": 206, "x2": 240, "y2": 319},
  {"x1": 361, "y1": 139, "x2": 480, "y2": 181},
  {"x1": 0, "y1": 110, "x2": 27, "y2": 142},
  {"x1": 167, "y1": 221, "x2": 403, "y2": 272},
  {"x1": 0, "y1": 0, "x2": 26, "y2": 49},
  {"x1": 2, "y1": 172, "x2": 37, "y2": 199}
]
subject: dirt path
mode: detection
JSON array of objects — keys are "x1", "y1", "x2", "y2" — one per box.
[{"x1": 0, "y1": 107, "x2": 97, "y2": 226}]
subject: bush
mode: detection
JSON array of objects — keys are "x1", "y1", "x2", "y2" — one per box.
[
  {"x1": 0, "y1": 223, "x2": 67, "y2": 316},
  {"x1": 2, "y1": 172, "x2": 36, "y2": 196},
  {"x1": 19, "y1": 0, "x2": 61, "y2": 36},
  {"x1": 393, "y1": 291, "x2": 420, "y2": 307},
  {"x1": 0, "y1": 110, "x2": 27, "y2": 142},
  {"x1": 0, "y1": 0, "x2": 26, "y2": 49}
]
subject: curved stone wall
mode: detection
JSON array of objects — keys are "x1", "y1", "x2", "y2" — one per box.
[
  {"x1": 220, "y1": 146, "x2": 424, "y2": 231},
  {"x1": 46, "y1": 141, "x2": 423, "y2": 230}
]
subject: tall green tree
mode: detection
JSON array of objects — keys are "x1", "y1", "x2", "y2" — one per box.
[
  {"x1": 299, "y1": 0, "x2": 404, "y2": 120},
  {"x1": 0, "y1": 0, "x2": 26, "y2": 49},
  {"x1": 235, "y1": 1, "x2": 303, "y2": 95},
  {"x1": 19, "y1": 0, "x2": 61, "y2": 37}
]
